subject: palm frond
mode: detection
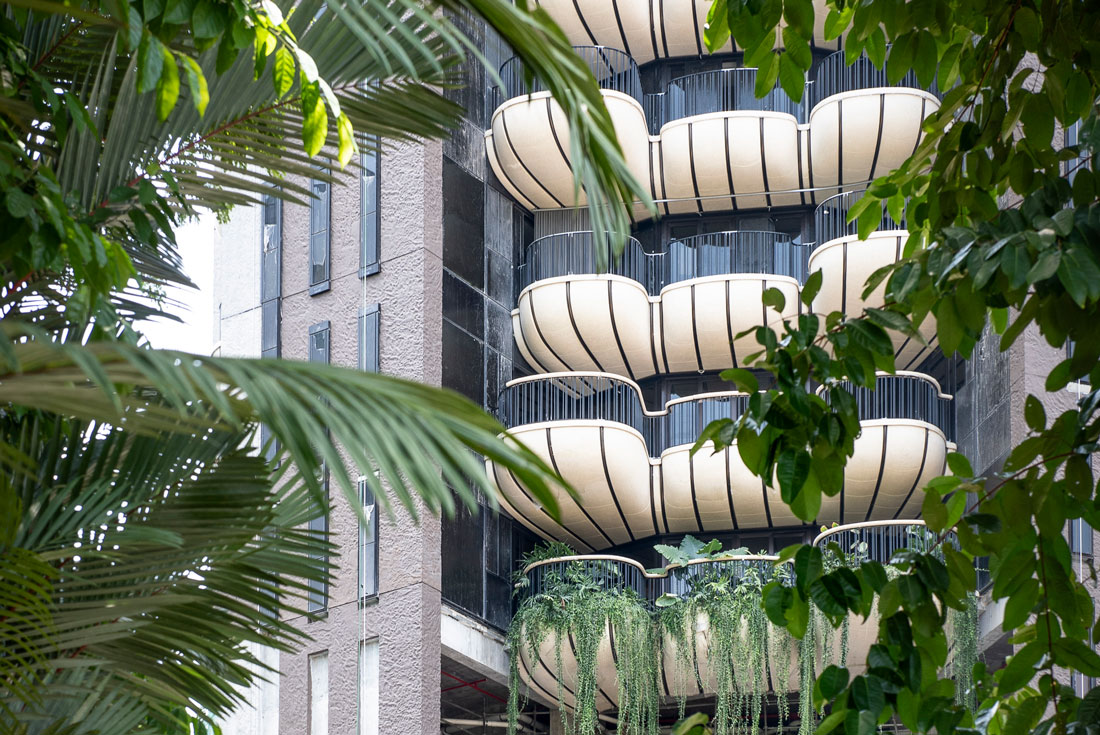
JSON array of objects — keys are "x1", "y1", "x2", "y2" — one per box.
[{"x1": 0, "y1": 327, "x2": 566, "y2": 522}]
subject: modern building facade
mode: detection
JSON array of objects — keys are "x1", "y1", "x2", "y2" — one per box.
[{"x1": 211, "y1": 3, "x2": 1092, "y2": 734}]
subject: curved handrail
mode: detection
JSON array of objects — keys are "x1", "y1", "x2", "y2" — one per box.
[
  {"x1": 521, "y1": 553, "x2": 780, "y2": 578},
  {"x1": 807, "y1": 49, "x2": 938, "y2": 111},
  {"x1": 812, "y1": 190, "x2": 908, "y2": 250},
  {"x1": 822, "y1": 372, "x2": 955, "y2": 441},
  {"x1": 812, "y1": 519, "x2": 927, "y2": 547},
  {"x1": 488, "y1": 45, "x2": 642, "y2": 117},
  {"x1": 515, "y1": 230, "x2": 806, "y2": 297},
  {"x1": 644, "y1": 67, "x2": 803, "y2": 133}
]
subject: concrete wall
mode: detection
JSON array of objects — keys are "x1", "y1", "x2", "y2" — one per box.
[
  {"x1": 276, "y1": 138, "x2": 444, "y2": 735},
  {"x1": 213, "y1": 203, "x2": 262, "y2": 358}
]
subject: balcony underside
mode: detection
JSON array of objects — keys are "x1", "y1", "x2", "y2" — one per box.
[
  {"x1": 485, "y1": 89, "x2": 938, "y2": 216},
  {"x1": 512, "y1": 274, "x2": 800, "y2": 380},
  {"x1": 515, "y1": 613, "x2": 877, "y2": 712},
  {"x1": 808, "y1": 231, "x2": 940, "y2": 370},
  {"x1": 533, "y1": 0, "x2": 839, "y2": 65},
  {"x1": 487, "y1": 418, "x2": 948, "y2": 552}
]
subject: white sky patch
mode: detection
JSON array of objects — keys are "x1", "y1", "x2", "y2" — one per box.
[{"x1": 139, "y1": 212, "x2": 217, "y2": 354}]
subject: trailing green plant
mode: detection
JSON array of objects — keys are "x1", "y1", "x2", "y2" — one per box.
[
  {"x1": 655, "y1": 544, "x2": 794, "y2": 735},
  {"x1": 507, "y1": 550, "x2": 658, "y2": 735}
]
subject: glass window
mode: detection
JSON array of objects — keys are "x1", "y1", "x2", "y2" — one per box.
[
  {"x1": 1070, "y1": 518, "x2": 1093, "y2": 555},
  {"x1": 361, "y1": 144, "x2": 380, "y2": 277},
  {"x1": 307, "y1": 322, "x2": 330, "y2": 612},
  {"x1": 310, "y1": 176, "x2": 330, "y2": 293},
  {"x1": 359, "y1": 479, "x2": 378, "y2": 599},
  {"x1": 358, "y1": 304, "x2": 380, "y2": 373}
]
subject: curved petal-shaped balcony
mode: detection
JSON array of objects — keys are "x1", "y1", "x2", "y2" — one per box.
[
  {"x1": 487, "y1": 372, "x2": 953, "y2": 551},
  {"x1": 513, "y1": 555, "x2": 789, "y2": 712},
  {"x1": 512, "y1": 230, "x2": 807, "y2": 380},
  {"x1": 808, "y1": 191, "x2": 939, "y2": 370},
  {"x1": 511, "y1": 529, "x2": 972, "y2": 717},
  {"x1": 486, "y1": 49, "x2": 939, "y2": 216},
  {"x1": 532, "y1": 0, "x2": 839, "y2": 64}
]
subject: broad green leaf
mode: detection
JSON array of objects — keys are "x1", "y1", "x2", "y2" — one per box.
[
  {"x1": 273, "y1": 46, "x2": 296, "y2": 97},
  {"x1": 136, "y1": 33, "x2": 164, "y2": 94},
  {"x1": 817, "y1": 665, "x2": 849, "y2": 700},
  {"x1": 156, "y1": 49, "x2": 180, "y2": 121},
  {"x1": 718, "y1": 368, "x2": 759, "y2": 394},
  {"x1": 180, "y1": 56, "x2": 209, "y2": 116},
  {"x1": 301, "y1": 81, "x2": 327, "y2": 157}
]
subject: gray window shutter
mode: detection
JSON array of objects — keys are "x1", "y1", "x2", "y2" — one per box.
[{"x1": 358, "y1": 305, "x2": 380, "y2": 372}]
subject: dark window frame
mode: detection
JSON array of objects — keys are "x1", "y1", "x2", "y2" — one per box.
[
  {"x1": 358, "y1": 478, "x2": 379, "y2": 602},
  {"x1": 360, "y1": 142, "x2": 381, "y2": 278},
  {"x1": 309, "y1": 175, "x2": 331, "y2": 295},
  {"x1": 358, "y1": 304, "x2": 380, "y2": 373},
  {"x1": 307, "y1": 321, "x2": 331, "y2": 614}
]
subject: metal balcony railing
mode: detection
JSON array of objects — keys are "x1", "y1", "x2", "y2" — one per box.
[
  {"x1": 500, "y1": 372, "x2": 954, "y2": 449},
  {"x1": 486, "y1": 45, "x2": 642, "y2": 120},
  {"x1": 828, "y1": 372, "x2": 955, "y2": 441},
  {"x1": 643, "y1": 68, "x2": 803, "y2": 134},
  {"x1": 807, "y1": 49, "x2": 934, "y2": 111},
  {"x1": 515, "y1": 230, "x2": 808, "y2": 298},
  {"x1": 517, "y1": 554, "x2": 783, "y2": 605},
  {"x1": 814, "y1": 520, "x2": 942, "y2": 564},
  {"x1": 812, "y1": 190, "x2": 908, "y2": 250}
]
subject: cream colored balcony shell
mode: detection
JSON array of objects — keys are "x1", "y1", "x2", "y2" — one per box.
[
  {"x1": 807, "y1": 230, "x2": 939, "y2": 370},
  {"x1": 532, "y1": 0, "x2": 839, "y2": 65},
  {"x1": 487, "y1": 373, "x2": 952, "y2": 552},
  {"x1": 512, "y1": 551, "x2": 887, "y2": 711},
  {"x1": 512, "y1": 274, "x2": 800, "y2": 380},
  {"x1": 485, "y1": 88, "x2": 938, "y2": 216}
]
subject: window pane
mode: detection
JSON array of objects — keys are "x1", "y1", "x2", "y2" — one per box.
[
  {"x1": 359, "y1": 479, "x2": 377, "y2": 598},
  {"x1": 361, "y1": 146, "x2": 379, "y2": 274}
]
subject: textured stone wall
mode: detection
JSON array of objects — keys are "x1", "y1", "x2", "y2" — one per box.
[{"x1": 276, "y1": 138, "x2": 444, "y2": 735}]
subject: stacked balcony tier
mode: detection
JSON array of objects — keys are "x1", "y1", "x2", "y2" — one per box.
[
  {"x1": 533, "y1": 0, "x2": 840, "y2": 64},
  {"x1": 485, "y1": 48, "x2": 939, "y2": 215},
  {"x1": 513, "y1": 230, "x2": 806, "y2": 380},
  {"x1": 808, "y1": 190, "x2": 939, "y2": 370},
  {"x1": 513, "y1": 522, "x2": 952, "y2": 713},
  {"x1": 487, "y1": 372, "x2": 953, "y2": 551}
]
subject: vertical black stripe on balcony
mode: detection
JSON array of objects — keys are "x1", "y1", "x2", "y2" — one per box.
[
  {"x1": 725, "y1": 280, "x2": 739, "y2": 369},
  {"x1": 564, "y1": 281, "x2": 606, "y2": 371},
  {"x1": 658, "y1": 302, "x2": 672, "y2": 374},
  {"x1": 607, "y1": 621, "x2": 620, "y2": 670},
  {"x1": 759, "y1": 117, "x2": 773, "y2": 208},
  {"x1": 688, "y1": 451, "x2": 704, "y2": 533},
  {"x1": 692, "y1": 653, "x2": 705, "y2": 697},
  {"x1": 689, "y1": 1, "x2": 703, "y2": 56},
  {"x1": 600, "y1": 427, "x2": 636, "y2": 542},
  {"x1": 546, "y1": 429, "x2": 616, "y2": 547},
  {"x1": 496, "y1": 463, "x2": 596, "y2": 552},
  {"x1": 725, "y1": 448, "x2": 739, "y2": 530},
  {"x1": 889, "y1": 235, "x2": 916, "y2": 365},
  {"x1": 646, "y1": 1, "x2": 660, "y2": 60},
  {"x1": 659, "y1": 656, "x2": 674, "y2": 698},
  {"x1": 836, "y1": 99, "x2": 844, "y2": 198},
  {"x1": 687, "y1": 122, "x2": 704, "y2": 214},
  {"x1": 839, "y1": 478, "x2": 846, "y2": 524},
  {"x1": 867, "y1": 94, "x2": 885, "y2": 182},
  {"x1": 657, "y1": 0, "x2": 670, "y2": 57},
  {"x1": 724, "y1": 117, "x2": 738, "y2": 211},
  {"x1": 690, "y1": 284, "x2": 705, "y2": 372},
  {"x1": 609, "y1": 0, "x2": 631, "y2": 56},
  {"x1": 527, "y1": 298, "x2": 573, "y2": 371},
  {"x1": 648, "y1": 466, "x2": 660, "y2": 537},
  {"x1": 796, "y1": 121, "x2": 807, "y2": 206},
  {"x1": 546, "y1": 98, "x2": 575, "y2": 178},
  {"x1": 760, "y1": 477, "x2": 773, "y2": 526},
  {"x1": 517, "y1": 655, "x2": 563, "y2": 704},
  {"x1": 536, "y1": 646, "x2": 580, "y2": 699},
  {"x1": 658, "y1": 139, "x2": 671, "y2": 216},
  {"x1": 490, "y1": 145, "x2": 538, "y2": 210},
  {"x1": 567, "y1": 632, "x2": 617, "y2": 708},
  {"x1": 648, "y1": 141, "x2": 659, "y2": 207},
  {"x1": 864, "y1": 425, "x2": 890, "y2": 521},
  {"x1": 840, "y1": 242, "x2": 848, "y2": 314},
  {"x1": 569, "y1": 0, "x2": 598, "y2": 45},
  {"x1": 805, "y1": 128, "x2": 816, "y2": 204},
  {"x1": 760, "y1": 280, "x2": 768, "y2": 338},
  {"x1": 911, "y1": 97, "x2": 927, "y2": 157},
  {"x1": 605, "y1": 281, "x2": 636, "y2": 380},
  {"x1": 659, "y1": 468, "x2": 670, "y2": 533},
  {"x1": 648, "y1": 302, "x2": 661, "y2": 376},
  {"x1": 517, "y1": 329, "x2": 553, "y2": 374},
  {"x1": 501, "y1": 113, "x2": 565, "y2": 207},
  {"x1": 893, "y1": 428, "x2": 930, "y2": 519}
]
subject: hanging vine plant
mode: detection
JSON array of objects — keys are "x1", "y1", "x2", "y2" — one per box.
[
  {"x1": 802, "y1": 522, "x2": 981, "y2": 733},
  {"x1": 653, "y1": 537, "x2": 796, "y2": 735},
  {"x1": 507, "y1": 543, "x2": 659, "y2": 735}
]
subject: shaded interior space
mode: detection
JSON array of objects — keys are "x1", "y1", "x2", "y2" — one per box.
[{"x1": 441, "y1": 656, "x2": 553, "y2": 735}]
